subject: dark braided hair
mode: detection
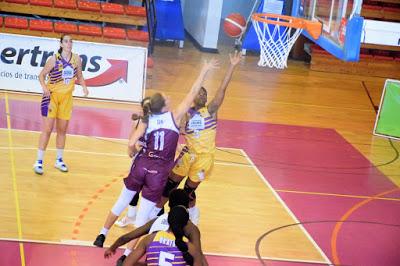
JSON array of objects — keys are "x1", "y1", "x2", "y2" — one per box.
[
  {"x1": 168, "y1": 206, "x2": 194, "y2": 266},
  {"x1": 168, "y1": 189, "x2": 190, "y2": 209}
]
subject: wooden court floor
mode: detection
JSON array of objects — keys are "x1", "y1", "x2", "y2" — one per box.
[{"x1": 1, "y1": 43, "x2": 399, "y2": 265}]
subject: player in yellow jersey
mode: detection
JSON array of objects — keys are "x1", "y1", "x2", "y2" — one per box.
[
  {"x1": 151, "y1": 51, "x2": 242, "y2": 224},
  {"x1": 33, "y1": 34, "x2": 89, "y2": 175}
]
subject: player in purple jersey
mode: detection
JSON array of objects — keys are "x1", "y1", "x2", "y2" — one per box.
[
  {"x1": 114, "y1": 146, "x2": 189, "y2": 265},
  {"x1": 123, "y1": 206, "x2": 203, "y2": 266},
  {"x1": 94, "y1": 59, "x2": 219, "y2": 249},
  {"x1": 114, "y1": 96, "x2": 151, "y2": 229}
]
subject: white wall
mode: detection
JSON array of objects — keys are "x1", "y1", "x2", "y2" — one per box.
[
  {"x1": 221, "y1": 0, "x2": 256, "y2": 20},
  {"x1": 218, "y1": 0, "x2": 258, "y2": 46},
  {"x1": 182, "y1": 0, "x2": 223, "y2": 49},
  {"x1": 203, "y1": 0, "x2": 224, "y2": 48}
]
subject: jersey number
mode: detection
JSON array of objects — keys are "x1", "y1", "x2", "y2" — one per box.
[
  {"x1": 159, "y1": 251, "x2": 175, "y2": 266},
  {"x1": 154, "y1": 131, "x2": 165, "y2": 151}
]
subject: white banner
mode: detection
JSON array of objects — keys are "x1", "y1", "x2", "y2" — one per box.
[
  {"x1": 362, "y1": 20, "x2": 400, "y2": 47},
  {"x1": 0, "y1": 33, "x2": 147, "y2": 102}
]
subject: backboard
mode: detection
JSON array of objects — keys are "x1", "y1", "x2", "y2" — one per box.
[{"x1": 292, "y1": 0, "x2": 364, "y2": 61}]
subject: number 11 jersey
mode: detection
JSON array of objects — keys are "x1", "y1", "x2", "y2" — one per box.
[{"x1": 144, "y1": 112, "x2": 180, "y2": 161}]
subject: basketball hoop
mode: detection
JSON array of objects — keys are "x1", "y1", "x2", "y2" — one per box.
[{"x1": 252, "y1": 13, "x2": 322, "y2": 69}]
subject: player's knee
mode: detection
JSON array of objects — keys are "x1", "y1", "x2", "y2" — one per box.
[
  {"x1": 111, "y1": 187, "x2": 136, "y2": 216},
  {"x1": 56, "y1": 126, "x2": 67, "y2": 135},
  {"x1": 129, "y1": 192, "x2": 139, "y2": 206},
  {"x1": 162, "y1": 178, "x2": 180, "y2": 198},
  {"x1": 170, "y1": 171, "x2": 185, "y2": 182},
  {"x1": 184, "y1": 183, "x2": 197, "y2": 201},
  {"x1": 43, "y1": 125, "x2": 53, "y2": 135}
]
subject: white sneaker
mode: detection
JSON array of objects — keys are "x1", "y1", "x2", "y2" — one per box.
[
  {"x1": 188, "y1": 206, "x2": 200, "y2": 225},
  {"x1": 55, "y1": 158, "x2": 68, "y2": 172},
  {"x1": 115, "y1": 216, "x2": 135, "y2": 227},
  {"x1": 33, "y1": 160, "x2": 44, "y2": 175}
]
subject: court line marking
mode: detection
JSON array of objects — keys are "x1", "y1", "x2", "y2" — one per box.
[
  {"x1": 0, "y1": 128, "x2": 328, "y2": 263},
  {"x1": 205, "y1": 251, "x2": 326, "y2": 264},
  {"x1": 71, "y1": 177, "x2": 119, "y2": 240},
  {"x1": 0, "y1": 128, "x2": 243, "y2": 152},
  {"x1": 2, "y1": 145, "x2": 399, "y2": 203},
  {"x1": 240, "y1": 148, "x2": 332, "y2": 265},
  {"x1": 1, "y1": 87, "x2": 372, "y2": 112},
  {"x1": 0, "y1": 127, "x2": 130, "y2": 143},
  {"x1": 0, "y1": 237, "x2": 326, "y2": 265},
  {"x1": 276, "y1": 189, "x2": 400, "y2": 202},
  {"x1": 0, "y1": 89, "x2": 142, "y2": 105},
  {"x1": 4, "y1": 93, "x2": 26, "y2": 266},
  {"x1": 330, "y1": 187, "x2": 400, "y2": 265},
  {"x1": 0, "y1": 146, "x2": 251, "y2": 168}
]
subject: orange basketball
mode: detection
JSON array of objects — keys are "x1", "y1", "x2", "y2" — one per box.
[{"x1": 223, "y1": 13, "x2": 246, "y2": 37}]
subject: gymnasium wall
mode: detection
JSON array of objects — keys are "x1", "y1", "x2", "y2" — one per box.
[
  {"x1": 181, "y1": 0, "x2": 223, "y2": 49},
  {"x1": 218, "y1": 0, "x2": 255, "y2": 46}
]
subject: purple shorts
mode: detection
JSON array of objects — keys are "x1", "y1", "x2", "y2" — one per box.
[{"x1": 124, "y1": 156, "x2": 175, "y2": 202}]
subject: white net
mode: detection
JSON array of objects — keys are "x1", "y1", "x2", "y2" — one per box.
[{"x1": 252, "y1": 15, "x2": 303, "y2": 69}]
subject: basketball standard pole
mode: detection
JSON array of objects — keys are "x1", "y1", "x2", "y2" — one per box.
[{"x1": 238, "y1": 0, "x2": 260, "y2": 54}]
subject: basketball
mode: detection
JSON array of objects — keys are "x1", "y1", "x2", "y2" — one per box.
[{"x1": 223, "y1": 13, "x2": 246, "y2": 37}]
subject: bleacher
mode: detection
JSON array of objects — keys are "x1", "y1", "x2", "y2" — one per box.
[
  {"x1": 310, "y1": 45, "x2": 400, "y2": 78},
  {"x1": 0, "y1": 0, "x2": 156, "y2": 52}
]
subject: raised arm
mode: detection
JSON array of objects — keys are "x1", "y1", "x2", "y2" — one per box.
[
  {"x1": 104, "y1": 219, "x2": 155, "y2": 259},
  {"x1": 127, "y1": 120, "x2": 147, "y2": 158},
  {"x1": 38, "y1": 55, "x2": 56, "y2": 97},
  {"x1": 75, "y1": 54, "x2": 89, "y2": 97},
  {"x1": 173, "y1": 59, "x2": 219, "y2": 124},
  {"x1": 207, "y1": 51, "x2": 242, "y2": 115}
]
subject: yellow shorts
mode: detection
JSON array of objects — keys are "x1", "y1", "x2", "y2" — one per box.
[
  {"x1": 41, "y1": 92, "x2": 73, "y2": 120},
  {"x1": 172, "y1": 152, "x2": 214, "y2": 182}
]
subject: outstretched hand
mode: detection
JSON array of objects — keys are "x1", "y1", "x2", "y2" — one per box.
[
  {"x1": 201, "y1": 58, "x2": 220, "y2": 74},
  {"x1": 229, "y1": 50, "x2": 243, "y2": 66},
  {"x1": 104, "y1": 247, "x2": 116, "y2": 259}
]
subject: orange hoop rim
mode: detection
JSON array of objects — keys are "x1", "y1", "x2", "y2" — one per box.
[{"x1": 252, "y1": 13, "x2": 322, "y2": 39}]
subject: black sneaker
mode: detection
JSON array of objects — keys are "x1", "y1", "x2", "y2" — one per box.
[
  {"x1": 116, "y1": 255, "x2": 126, "y2": 266},
  {"x1": 93, "y1": 234, "x2": 105, "y2": 247}
]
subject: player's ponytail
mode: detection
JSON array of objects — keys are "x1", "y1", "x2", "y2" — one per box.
[
  {"x1": 132, "y1": 97, "x2": 151, "y2": 122},
  {"x1": 142, "y1": 93, "x2": 165, "y2": 123},
  {"x1": 142, "y1": 100, "x2": 151, "y2": 123},
  {"x1": 168, "y1": 206, "x2": 194, "y2": 266},
  {"x1": 58, "y1": 34, "x2": 67, "y2": 54},
  {"x1": 131, "y1": 113, "x2": 141, "y2": 121}
]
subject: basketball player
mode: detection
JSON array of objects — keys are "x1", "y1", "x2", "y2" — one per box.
[
  {"x1": 93, "y1": 59, "x2": 219, "y2": 249},
  {"x1": 105, "y1": 189, "x2": 207, "y2": 266},
  {"x1": 155, "y1": 51, "x2": 242, "y2": 224},
  {"x1": 115, "y1": 99, "x2": 181, "y2": 227},
  {"x1": 123, "y1": 206, "x2": 203, "y2": 266},
  {"x1": 113, "y1": 97, "x2": 151, "y2": 229},
  {"x1": 33, "y1": 34, "x2": 89, "y2": 175}
]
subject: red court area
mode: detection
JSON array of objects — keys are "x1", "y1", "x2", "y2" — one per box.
[
  {"x1": 1, "y1": 240, "x2": 330, "y2": 266},
  {"x1": 1, "y1": 98, "x2": 400, "y2": 265}
]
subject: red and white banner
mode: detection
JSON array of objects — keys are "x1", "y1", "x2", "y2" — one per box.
[{"x1": 0, "y1": 33, "x2": 147, "y2": 102}]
